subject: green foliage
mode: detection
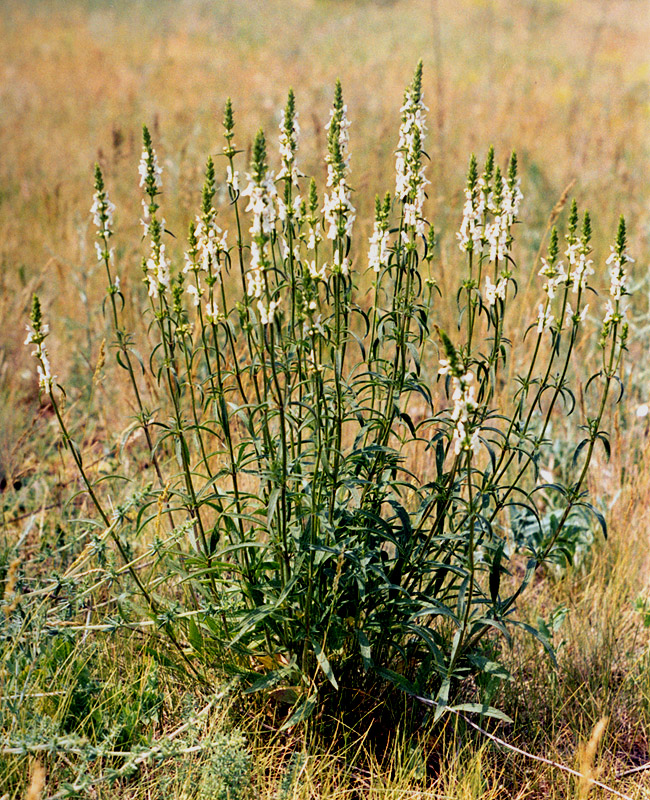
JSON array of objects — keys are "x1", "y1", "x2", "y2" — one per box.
[{"x1": 196, "y1": 730, "x2": 252, "y2": 800}]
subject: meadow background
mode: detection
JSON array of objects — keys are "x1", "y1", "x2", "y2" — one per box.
[{"x1": 1, "y1": 0, "x2": 650, "y2": 797}]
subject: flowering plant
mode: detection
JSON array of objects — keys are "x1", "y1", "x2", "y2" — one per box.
[{"x1": 29, "y1": 62, "x2": 631, "y2": 725}]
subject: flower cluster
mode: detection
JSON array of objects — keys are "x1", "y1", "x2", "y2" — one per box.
[
  {"x1": 144, "y1": 221, "x2": 171, "y2": 299},
  {"x1": 484, "y1": 275, "x2": 508, "y2": 307},
  {"x1": 139, "y1": 128, "x2": 170, "y2": 299},
  {"x1": 322, "y1": 181, "x2": 355, "y2": 241},
  {"x1": 603, "y1": 216, "x2": 633, "y2": 329},
  {"x1": 195, "y1": 217, "x2": 228, "y2": 275},
  {"x1": 440, "y1": 363, "x2": 479, "y2": 455},
  {"x1": 439, "y1": 333, "x2": 480, "y2": 456},
  {"x1": 557, "y1": 205, "x2": 593, "y2": 302},
  {"x1": 184, "y1": 158, "x2": 228, "y2": 311},
  {"x1": 91, "y1": 166, "x2": 116, "y2": 250},
  {"x1": 25, "y1": 295, "x2": 54, "y2": 391},
  {"x1": 323, "y1": 81, "x2": 355, "y2": 246},
  {"x1": 90, "y1": 164, "x2": 118, "y2": 290},
  {"x1": 368, "y1": 193, "x2": 391, "y2": 273},
  {"x1": 606, "y1": 234, "x2": 632, "y2": 302},
  {"x1": 241, "y1": 130, "x2": 279, "y2": 321},
  {"x1": 484, "y1": 158, "x2": 522, "y2": 263},
  {"x1": 458, "y1": 150, "x2": 522, "y2": 262},
  {"x1": 257, "y1": 298, "x2": 280, "y2": 326},
  {"x1": 538, "y1": 255, "x2": 567, "y2": 302},
  {"x1": 537, "y1": 226, "x2": 566, "y2": 323},
  {"x1": 395, "y1": 60, "x2": 428, "y2": 236},
  {"x1": 138, "y1": 141, "x2": 162, "y2": 193},
  {"x1": 457, "y1": 155, "x2": 484, "y2": 253},
  {"x1": 325, "y1": 80, "x2": 351, "y2": 188},
  {"x1": 277, "y1": 89, "x2": 300, "y2": 187}
]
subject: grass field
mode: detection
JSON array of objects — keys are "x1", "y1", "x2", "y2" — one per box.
[{"x1": 1, "y1": 1, "x2": 650, "y2": 798}]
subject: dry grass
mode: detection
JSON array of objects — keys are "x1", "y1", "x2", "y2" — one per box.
[{"x1": 1, "y1": 0, "x2": 648, "y2": 478}]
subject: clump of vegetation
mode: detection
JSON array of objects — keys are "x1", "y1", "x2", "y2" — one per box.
[
  {"x1": 196, "y1": 730, "x2": 251, "y2": 800},
  {"x1": 24, "y1": 61, "x2": 631, "y2": 741}
]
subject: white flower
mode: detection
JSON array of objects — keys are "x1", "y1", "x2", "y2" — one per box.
[
  {"x1": 486, "y1": 215, "x2": 508, "y2": 263},
  {"x1": 241, "y1": 174, "x2": 278, "y2": 237},
  {"x1": 307, "y1": 222, "x2": 322, "y2": 251},
  {"x1": 502, "y1": 176, "x2": 523, "y2": 225},
  {"x1": 536, "y1": 304, "x2": 553, "y2": 333},
  {"x1": 484, "y1": 275, "x2": 507, "y2": 306},
  {"x1": 90, "y1": 192, "x2": 115, "y2": 233},
  {"x1": 636, "y1": 404, "x2": 649, "y2": 419},
  {"x1": 327, "y1": 249, "x2": 350, "y2": 277},
  {"x1": 277, "y1": 106, "x2": 301, "y2": 186},
  {"x1": 25, "y1": 320, "x2": 55, "y2": 391},
  {"x1": 325, "y1": 102, "x2": 351, "y2": 188},
  {"x1": 538, "y1": 257, "x2": 567, "y2": 300},
  {"x1": 307, "y1": 260, "x2": 327, "y2": 281},
  {"x1": 606, "y1": 245, "x2": 633, "y2": 301},
  {"x1": 603, "y1": 299, "x2": 627, "y2": 325},
  {"x1": 186, "y1": 283, "x2": 201, "y2": 306},
  {"x1": 140, "y1": 199, "x2": 151, "y2": 236},
  {"x1": 452, "y1": 421, "x2": 480, "y2": 456},
  {"x1": 257, "y1": 298, "x2": 280, "y2": 326},
  {"x1": 403, "y1": 202, "x2": 418, "y2": 229},
  {"x1": 147, "y1": 273, "x2": 159, "y2": 299},
  {"x1": 322, "y1": 179, "x2": 356, "y2": 240},
  {"x1": 139, "y1": 147, "x2": 162, "y2": 191},
  {"x1": 226, "y1": 165, "x2": 239, "y2": 193},
  {"x1": 194, "y1": 216, "x2": 228, "y2": 276},
  {"x1": 565, "y1": 302, "x2": 588, "y2": 326},
  {"x1": 246, "y1": 266, "x2": 264, "y2": 299},
  {"x1": 368, "y1": 223, "x2": 390, "y2": 273},
  {"x1": 395, "y1": 84, "x2": 428, "y2": 202},
  {"x1": 395, "y1": 81, "x2": 429, "y2": 238},
  {"x1": 569, "y1": 252, "x2": 594, "y2": 293},
  {"x1": 439, "y1": 356, "x2": 482, "y2": 456},
  {"x1": 37, "y1": 351, "x2": 54, "y2": 391},
  {"x1": 205, "y1": 301, "x2": 218, "y2": 324},
  {"x1": 144, "y1": 238, "x2": 170, "y2": 298},
  {"x1": 240, "y1": 169, "x2": 278, "y2": 300},
  {"x1": 457, "y1": 189, "x2": 485, "y2": 253}
]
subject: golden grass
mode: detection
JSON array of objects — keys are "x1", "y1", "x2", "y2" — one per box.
[{"x1": 0, "y1": 0, "x2": 646, "y2": 475}]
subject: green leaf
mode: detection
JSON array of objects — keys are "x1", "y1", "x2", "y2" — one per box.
[
  {"x1": 279, "y1": 693, "x2": 318, "y2": 730},
  {"x1": 187, "y1": 617, "x2": 203, "y2": 654},
  {"x1": 578, "y1": 501, "x2": 608, "y2": 539},
  {"x1": 489, "y1": 540, "x2": 505, "y2": 605},
  {"x1": 466, "y1": 653, "x2": 512, "y2": 681},
  {"x1": 449, "y1": 702, "x2": 513, "y2": 723},
  {"x1": 267, "y1": 487, "x2": 280, "y2": 527},
  {"x1": 312, "y1": 639, "x2": 339, "y2": 690},
  {"x1": 375, "y1": 666, "x2": 416, "y2": 695},
  {"x1": 433, "y1": 678, "x2": 450, "y2": 722},
  {"x1": 356, "y1": 630, "x2": 372, "y2": 671}
]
